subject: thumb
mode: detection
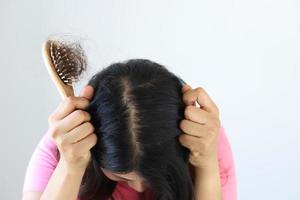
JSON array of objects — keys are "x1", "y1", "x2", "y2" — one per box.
[{"x1": 79, "y1": 85, "x2": 94, "y2": 100}]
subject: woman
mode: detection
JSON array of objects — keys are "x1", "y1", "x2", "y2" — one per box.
[{"x1": 22, "y1": 59, "x2": 236, "y2": 200}]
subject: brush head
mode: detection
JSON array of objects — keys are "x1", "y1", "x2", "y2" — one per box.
[{"x1": 48, "y1": 39, "x2": 87, "y2": 86}]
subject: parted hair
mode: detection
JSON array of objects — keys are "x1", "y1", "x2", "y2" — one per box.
[{"x1": 79, "y1": 59, "x2": 195, "y2": 200}]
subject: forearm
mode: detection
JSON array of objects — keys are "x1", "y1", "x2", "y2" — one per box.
[
  {"x1": 194, "y1": 159, "x2": 222, "y2": 200},
  {"x1": 40, "y1": 160, "x2": 85, "y2": 200}
]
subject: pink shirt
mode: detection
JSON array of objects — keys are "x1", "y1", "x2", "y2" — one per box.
[{"x1": 23, "y1": 125, "x2": 237, "y2": 199}]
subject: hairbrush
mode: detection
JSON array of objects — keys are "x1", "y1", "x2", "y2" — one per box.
[{"x1": 42, "y1": 38, "x2": 87, "y2": 99}]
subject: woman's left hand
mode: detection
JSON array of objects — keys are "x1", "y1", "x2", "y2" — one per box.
[{"x1": 178, "y1": 84, "x2": 221, "y2": 170}]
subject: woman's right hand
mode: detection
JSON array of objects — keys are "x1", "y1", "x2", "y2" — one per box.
[{"x1": 47, "y1": 85, "x2": 97, "y2": 172}]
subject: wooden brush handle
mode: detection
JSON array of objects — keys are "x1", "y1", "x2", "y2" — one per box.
[{"x1": 42, "y1": 41, "x2": 74, "y2": 99}]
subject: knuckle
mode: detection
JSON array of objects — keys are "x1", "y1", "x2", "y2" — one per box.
[
  {"x1": 86, "y1": 122, "x2": 95, "y2": 132},
  {"x1": 65, "y1": 96, "x2": 76, "y2": 106},
  {"x1": 179, "y1": 120, "x2": 186, "y2": 130},
  {"x1": 49, "y1": 124, "x2": 60, "y2": 138},
  {"x1": 179, "y1": 134, "x2": 187, "y2": 144},
  {"x1": 75, "y1": 110, "x2": 89, "y2": 121},
  {"x1": 91, "y1": 134, "x2": 98, "y2": 144},
  {"x1": 86, "y1": 134, "x2": 97, "y2": 148},
  {"x1": 184, "y1": 106, "x2": 193, "y2": 119},
  {"x1": 196, "y1": 87, "x2": 205, "y2": 94},
  {"x1": 83, "y1": 98, "x2": 90, "y2": 106}
]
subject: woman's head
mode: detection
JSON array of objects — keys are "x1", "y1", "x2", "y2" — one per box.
[
  {"x1": 100, "y1": 167, "x2": 148, "y2": 192},
  {"x1": 79, "y1": 59, "x2": 194, "y2": 200}
]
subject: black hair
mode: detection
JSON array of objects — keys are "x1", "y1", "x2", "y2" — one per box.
[{"x1": 78, "y1": 59, "x2": 195, "y2": 200}]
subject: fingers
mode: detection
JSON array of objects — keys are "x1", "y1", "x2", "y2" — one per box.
[
  {"x1": 73, "y1": 133, "x2": 98, "y2": 154},
  {"x1": 48, "y1": 85, "x2": 94, "y2": 123},
  {"x1": 79, "y1": 85, "x2": 94, "y2": 100},
  {"x1": 62, "y1": 121, "x2": 95, "y2": 144},
  {"x1": 180, "y1": 119, "x2": 210, "y2": 137},
  {"x1": 52, "y1": 110, "x2": 91, "y2": 137},
  {"x1": 49, "y1": 96, "x2": 90, "y2": 122},
  {"x1": 182, "y1": 86, "x2": 219, "y2": 116},
  {"x1": 179, "y1": 134, "x2": 205, "y2": 155},
  {"x1": 183, "y1": 105, "x2": 211, "y2": 124}
]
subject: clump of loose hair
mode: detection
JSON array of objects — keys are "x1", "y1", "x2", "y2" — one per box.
[{"x1": 48, "y1": 39, "x2": 87, "y2": 85}]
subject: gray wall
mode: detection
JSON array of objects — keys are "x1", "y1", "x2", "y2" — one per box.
[{"x1": 1, "y1": 0, "x2": 299, "y2": 199}]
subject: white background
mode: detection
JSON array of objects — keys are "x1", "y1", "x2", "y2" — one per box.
[{"x1": 0, "y1": 0, "x2": 299, "y2": 199}]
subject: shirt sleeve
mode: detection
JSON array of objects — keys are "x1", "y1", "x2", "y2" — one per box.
[
  {"x1": 22, "y1": 129, "x2": 59, "y2": 192},
  {"x1": 217, "y1": 125, "x2": 237, "y2": 200}
]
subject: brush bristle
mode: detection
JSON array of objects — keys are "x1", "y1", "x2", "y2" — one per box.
[{"x1": 49, "y1": 40, "x2": 87, "y2": 86}]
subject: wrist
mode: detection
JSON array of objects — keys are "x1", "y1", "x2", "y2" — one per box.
[
  {"x1": 58, "y1": 159, "x2": 88, "y2": 176},
  {"x1": 194, "y1": 156, "x2": 219, "y2": 174}
]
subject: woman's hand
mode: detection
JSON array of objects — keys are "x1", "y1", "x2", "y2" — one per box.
[
  {"x1": 178, "y1": 84, "x2": 221, "y2": 170},
  {"x1": 47, "y1": 85, "x2": 97, "y2": 172}
]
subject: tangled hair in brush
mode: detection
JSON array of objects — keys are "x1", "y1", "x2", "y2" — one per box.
[
  {"x1": 47, "y1": 36, "x2": 88, "y2": 86},
  {"x1": 79, "y1": 59, "x2": 195, "y2": 200}
]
